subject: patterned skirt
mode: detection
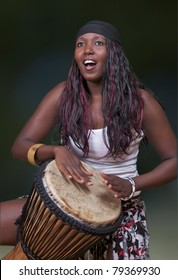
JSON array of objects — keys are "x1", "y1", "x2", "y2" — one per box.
[{"x1": 81, "y1": 195, "x2": 150, "y2": 260}]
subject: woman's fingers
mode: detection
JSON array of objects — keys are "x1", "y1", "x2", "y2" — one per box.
[
  {"x1": 100, "y1": 172, "x2": 129, "y2": 198},
  {"x1": 100, "y1": 172, "x2": 117, "y2": 186},
  {"x1": 54, "y1": 148, "x2": 93, "y2": 185},
  {"x1": 58, "y1": 161, "x2": 93, "y2": 185},
  {"x1": 80, "y1": 165, "x2": 93, "y2": 176}
]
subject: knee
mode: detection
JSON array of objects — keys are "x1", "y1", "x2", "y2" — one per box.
[{"x1": 0, "y1": 199, "x2": 27, "y2": 245}]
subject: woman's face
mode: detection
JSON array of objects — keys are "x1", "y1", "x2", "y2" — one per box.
[{"x1": 74, "y1": 33, "x2": 107, "y2": 83}]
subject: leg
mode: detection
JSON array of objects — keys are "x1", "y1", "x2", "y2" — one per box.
[
  {"x1": 0, "y1": 198, "x2": 27, "y2": 246},
  {"x1": 112, "y1": 196, "x2": 150, "y2": 260}
]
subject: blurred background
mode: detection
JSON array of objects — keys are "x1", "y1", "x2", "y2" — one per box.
[{"x1": 0, "y1": 0, "x2": 177, "y2": 259}]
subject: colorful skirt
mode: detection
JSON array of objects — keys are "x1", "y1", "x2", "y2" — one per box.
[{"x1": 81, "y1": 195, "x2": 150, "y2": 260}]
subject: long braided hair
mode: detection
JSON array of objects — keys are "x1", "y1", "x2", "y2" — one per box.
[{"x1": 56, "y1": 38, "x2": 145, "y2": 158}]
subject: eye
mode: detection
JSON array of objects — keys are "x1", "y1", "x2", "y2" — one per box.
[
  {"x1": 95, "y1": 41, "x2": 104, "y2": 46},
  {"x1": 76, "y1": 41, "x2": 84, "y2": 47}
]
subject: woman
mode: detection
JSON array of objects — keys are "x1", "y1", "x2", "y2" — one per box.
[{"x1": 0, "y1": 20, "x2": 177, "y2": 259}]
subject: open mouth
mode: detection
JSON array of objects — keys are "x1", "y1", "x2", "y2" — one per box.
[{"x1": 83, "y1": 59, "x2": 96, "y2": 70}]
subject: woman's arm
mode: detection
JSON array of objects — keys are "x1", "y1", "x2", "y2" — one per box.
[
  {"x1": 101, "y1": 89, "x2": 177, "y2": 198},
  {"x1": 11, "y1": 82, "x2": 66, "y2": 161},
  {"x1": 134, "y1": 89, "x2": 177, "y2": 190},
  {"x1": 11, "y1": 81, "x2": 93, "y2": 184}
]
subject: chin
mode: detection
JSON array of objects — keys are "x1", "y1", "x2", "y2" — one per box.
[{"x1": 82, "y1": 73, "x2": 102, "y2": 82}]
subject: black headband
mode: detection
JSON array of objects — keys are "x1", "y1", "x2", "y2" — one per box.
[{"x1": 76, "y1": 20, "x2": 121, "y2": 44}]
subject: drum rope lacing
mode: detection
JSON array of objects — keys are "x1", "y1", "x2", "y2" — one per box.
[
  {"x1": 16, "y1": 160, "x2": 123, "y2": 259},
  {"x1": 34, "y1": 161, "x2": 123, "y2": 234}
]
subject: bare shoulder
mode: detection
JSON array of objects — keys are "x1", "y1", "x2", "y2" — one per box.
[
  {"x1": 43, "y1": 81, "x2": 66, "y2": 102},
  {"x1": 35, "y1": 81, "x2": 66, "y2": 112},
  {"x1": 28, "y1": 81, "x2": 67, "y2": 124},
  {"x1": 140, "y1": 88, "x2": 162, "y2": 109},
  {"x1": 140, "y1": 88, "x2": 176, "y2": 158},
  {"x1": 140, "y1": 88, "x2": 166, "y2": 123}
]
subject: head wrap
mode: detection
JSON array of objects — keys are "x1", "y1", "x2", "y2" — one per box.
[{"x1": 76, "y1": 20, "x2": 121, "y2": 44}]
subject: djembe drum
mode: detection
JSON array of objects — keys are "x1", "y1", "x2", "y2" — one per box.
[{"x1": 3, "y1": 160, "x2": 122, "y2": 260}]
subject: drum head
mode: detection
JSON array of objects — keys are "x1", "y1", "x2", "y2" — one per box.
[{"x1": 43, "y1": 160, "x2": 121, "y2": 226}]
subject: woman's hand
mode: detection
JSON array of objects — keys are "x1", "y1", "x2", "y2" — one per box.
[
  {"x1": 54, "y1": 146, "x2": 93, "y2": 185},
  {"x1": 100, "y1": 172, "x2": 132, "y2": 199}
]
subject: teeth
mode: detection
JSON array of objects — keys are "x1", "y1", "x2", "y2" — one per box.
[{"x1": 84, "y1": 60, "x2": 95, "y2": 65}]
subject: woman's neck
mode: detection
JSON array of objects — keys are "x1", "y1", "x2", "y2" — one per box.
[{"x1": 86, "y1": 80, "x2": 103, "y2": 99}]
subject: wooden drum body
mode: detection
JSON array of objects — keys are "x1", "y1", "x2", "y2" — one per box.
[{"x1": 3, "y1": 160, "x2": 122, "y2": 260}]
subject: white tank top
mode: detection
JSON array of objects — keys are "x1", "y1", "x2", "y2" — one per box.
[{"x1": 69, "y1": 127, "x2": 144, "y2": 195}]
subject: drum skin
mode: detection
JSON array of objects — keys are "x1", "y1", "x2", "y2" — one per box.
[{"x1": 3, "y1": 160, "x2": 122, "y2": 260}]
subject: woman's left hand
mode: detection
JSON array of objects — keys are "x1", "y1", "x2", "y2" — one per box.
[{"x1": 100, "y1": 172, "x2": 132, "y2": 199}]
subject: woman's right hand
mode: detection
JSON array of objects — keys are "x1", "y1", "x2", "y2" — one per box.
[{"x1": 54, "y1": 146, "x2": 93, "y2": 185}]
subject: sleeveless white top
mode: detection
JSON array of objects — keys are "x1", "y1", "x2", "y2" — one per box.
[{"x1": 69, "y1": 127, "x2": 144, "y2": 196}]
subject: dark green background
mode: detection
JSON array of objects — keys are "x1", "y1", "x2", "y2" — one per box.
[{"x1": 0, "y1": 0, "x2": 177, "y2": 259}]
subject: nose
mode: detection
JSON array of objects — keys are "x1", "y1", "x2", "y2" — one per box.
[{"x1": 84, "y1": 43, "x2": 94, "y2": 55}]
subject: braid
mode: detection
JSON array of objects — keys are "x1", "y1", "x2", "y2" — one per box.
[
  {"x1": 102, "y1": 39, "x2": 144, "y2": 158},
  {"x1": 56, "y1": 40, "x2": 144, "y2": 158},
  {"x1": 56, "y1": 59, "x2": 91, "y2": 156}
]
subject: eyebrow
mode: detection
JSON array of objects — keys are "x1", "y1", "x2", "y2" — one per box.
[{"x1": 77, "y1": 35, "x2": 106, "y2": 41}]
